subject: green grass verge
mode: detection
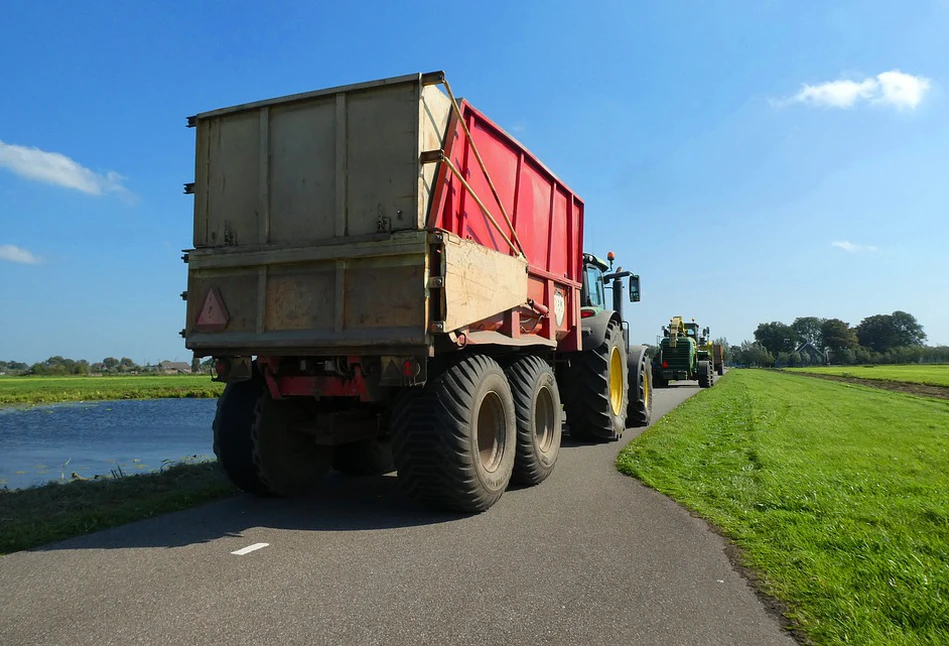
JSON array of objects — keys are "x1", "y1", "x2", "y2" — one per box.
[
  {"x1": 0, "y1": 459, "x2": 235, "y2": 556},
  {"x1": 785, "y1": 364, "x2": 949, "y2": 388},
  {"x1": 0, "y1": 374, "x2": 225, "y2": 405},
  {"x1": 618, "y1": 370, "x2": 949, "y2": 645}
]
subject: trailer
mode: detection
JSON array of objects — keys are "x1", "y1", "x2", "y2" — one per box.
[{"x1": 181, "y1": 71, "x2": 649, "y2": 512}]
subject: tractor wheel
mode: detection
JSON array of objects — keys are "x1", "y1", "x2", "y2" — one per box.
[
  {"x1": 212, "y1": 375, "x2": 272, "y2": 496},
  {"x1": 716, "y1": 363, "x2": 724, "y2": 376},
  {"x1": 627, "y1": 346, "x2": 652, "y2": 427},
  {"x1": 332, "y1": 438, "x2": 394, "y2": 476},
  {"x1": 251, "y1": 391, "x2": 334, "y2": 497},
  {"x1": 563, "y1": 320, "x2": 628, "y2": 442},
  {"x1": 391, "y1": 354, "x2": 516, "y2": 513},
  {"x1": 698, "y1": 360, "x2": 713, "y2": 388},
  {"x1": 505, "y1": 356, "x2": 562, "y2": 486}
]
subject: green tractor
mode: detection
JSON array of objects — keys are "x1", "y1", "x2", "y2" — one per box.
[
  {"x1": 652, "y1": 316, "x2": 715, "y2": 389},
  {"x1": 563, "y1": 251, "x2": 652, "y2": 439}
]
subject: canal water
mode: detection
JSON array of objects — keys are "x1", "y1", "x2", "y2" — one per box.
[{"x1": 0, "y1": 399, "x2": 218, "y2": 490}]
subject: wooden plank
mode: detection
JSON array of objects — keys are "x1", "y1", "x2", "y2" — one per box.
[
  {"x1": 335, "y1": 259, "x2": 346, "y2": 332},
  {"x1": 441, "y1": 235, "x2": 528, "y2": 332},
  {"x1": 335, "y1": 93, "x2": 347, "y2": 238},
  {"x1": 258, "y1": 107, "x2": 270, "y2": 244},
  {"x1": 256, "y1": 267, "x2": 267, "y2": 334},
  {"x1": 187, "y1": 231, "x2": 428, "y2": 270}
]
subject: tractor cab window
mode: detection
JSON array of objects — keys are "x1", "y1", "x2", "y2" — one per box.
[{"x1": 582, "y1": 264, "x2": 606, "y2": 309}]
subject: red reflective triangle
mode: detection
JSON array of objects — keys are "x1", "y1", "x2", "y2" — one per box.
[{"x1": 196, "y1": 288, "x2": 229, "y2": 330}]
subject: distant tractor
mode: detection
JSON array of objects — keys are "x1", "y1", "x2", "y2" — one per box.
[{"x1": 652, "y1": 316, "x2": 715, "y2": 388}]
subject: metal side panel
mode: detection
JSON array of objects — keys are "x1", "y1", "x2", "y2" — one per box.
[
  {"x1": 191, "y1": 74, "x2": 454, "y2": 250},
  {"x1": 184, "y1": 232, "x2": 430, "y2": 354}
]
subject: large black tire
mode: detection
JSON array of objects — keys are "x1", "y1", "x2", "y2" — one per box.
[
  {"x1": 251, "y1": 391, "x2": 334, "y2": 497},
  {"x1": 698, "y1": 360, "x2": 713, "y2": 388},
  {"x1": 627, "y1": 346, "x2": 652, "y2": 427},
  {"x1": 212, "y1": 377, "x2": 272, "y2": 496},
  {"x1": 391, "y1": 354, "x2": 517, "y2": 513},
  {"x1": 563, "y1": 320, "x2": 629, "y2": 442},
  {"x1": 332, "y1": 438, "x2": 394, "y2": 476},
  {"x1": 505, "y1": 356, "x2": 562, "y2": 486}
]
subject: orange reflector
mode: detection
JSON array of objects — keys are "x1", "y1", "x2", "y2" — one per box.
[{"x1": 196, "y1": 288, "x2": 229, "y2": 331}]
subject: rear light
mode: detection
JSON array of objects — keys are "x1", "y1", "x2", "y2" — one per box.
[
  {"x1": 662, "y1": 361, "x2": 668, "y2": 369},
  {"x1": 215, "y1": 359, "x2": 230, "y2": 376},
  {"x1": 581, "y1": 310, "x2": 595, "y2": 318},
  {"x1": 403, "y1": 359, "x2": 420, "y2": 377}
]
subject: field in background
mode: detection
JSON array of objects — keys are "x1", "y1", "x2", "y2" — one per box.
[
  {"x1": 785, "y1": 364, "x2": 949, "y2": 388},
  {"x1": 0, "y1": 374, "x2": 224, "y2": 405},
  {"x1": 618, "y1": 369, "x2": 949, "y2": 645}
]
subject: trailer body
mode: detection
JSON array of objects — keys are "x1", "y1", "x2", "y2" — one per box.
[
  {"x1": 181, "y1": 72, "x2": 646, "y2": 512},
  {"x1": 184, "y1": 72, "x2": 583, "y2": 383}
]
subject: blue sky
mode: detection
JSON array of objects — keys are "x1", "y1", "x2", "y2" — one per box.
[{"x1": 2, "y1": 0, "x2": 947, "y2": 364}]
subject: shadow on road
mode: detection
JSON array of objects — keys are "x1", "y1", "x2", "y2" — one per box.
[
  {"x1": 34, "y1": 471, "x2": 470, "y2": 552},
  {"x1": 33, "y1": 381, "x2": 705, "y2": 554}
]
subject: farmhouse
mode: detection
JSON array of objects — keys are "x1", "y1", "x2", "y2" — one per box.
[
  {"x1": 795, "y1": 341, "x2": 827, "y2": 365},
  {"x1": 159, "y1": 361, "x2": 192, "y2": 374}
]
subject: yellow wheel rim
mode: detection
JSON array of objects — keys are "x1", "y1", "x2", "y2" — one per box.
[{"x1": 609, "y1": 347, "x2": 623, "y2": 415}]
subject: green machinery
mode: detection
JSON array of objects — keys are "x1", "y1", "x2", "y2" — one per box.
[{"x1": 652, "y1": 316, "x2": 715, "y2": 388}]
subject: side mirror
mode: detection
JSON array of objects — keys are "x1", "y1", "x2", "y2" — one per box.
[{"x1": 628, "y1": 275, "x2": 641, "y2": 302}]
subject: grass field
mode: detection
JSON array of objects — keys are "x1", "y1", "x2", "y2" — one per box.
[
  {"x1": 0, "y1": 374, "x2": 225, "y2": 405},
  {"x1": 617, "y1": 370, "x2": 949, "y2": 645},
  {"x1": 785, "y1": 364, "x2": 949, "y2": 388},
  {"x1": 0, "y1": 459, "x2": 235, "y2": 555}
]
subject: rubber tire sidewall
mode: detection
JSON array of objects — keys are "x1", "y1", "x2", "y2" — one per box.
[{"x1": 506, "y1": 356, "x2": 562, "y2": 486}]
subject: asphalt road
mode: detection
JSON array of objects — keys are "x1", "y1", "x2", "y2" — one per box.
[{"x1": 0, "y1": 381, "x2": 795, "y2": 646}]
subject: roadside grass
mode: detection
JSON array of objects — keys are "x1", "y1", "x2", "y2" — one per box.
[
  {"x1": 0, "y1": 459, "x2": 235, "y2": 556},
  {"x1": 0, "y1": 374, "x2": 224, "y2": 405},
  {"x1": 785, "y1": 364, "x2": 949, "y2": 388},
  {"x1": 617, "y1": 370, "x2": 949, "y2": 645}
]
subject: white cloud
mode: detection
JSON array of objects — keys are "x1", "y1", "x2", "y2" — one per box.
[
  {"x1": 0, "y1": 140, "x2": 132, "y2": 198},
  {"x1": 0, "y1": 244, "x2": 42, "y2": 264},
  {"x1": 832, "y1": 241, "x2": 878, "y2": 253},
  {"x1": 780, "y1": 70, "x2": 931, "y2": 110},
  {"x1": 876, "y1": 71, "x2": 931, "y2": 109}
]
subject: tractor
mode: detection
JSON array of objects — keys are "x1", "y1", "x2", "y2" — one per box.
[{"x1": 652, "y1": 316, "x2": 715, "y2": 388}]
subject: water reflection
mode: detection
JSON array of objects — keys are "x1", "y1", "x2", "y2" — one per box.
[{"x1": 0, "y1": 399, "x2": 217, "y2": 489}]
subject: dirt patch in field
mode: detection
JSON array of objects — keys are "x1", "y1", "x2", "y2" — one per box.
[{"x1": 796, "y1": 372, "x2": 949, "y2": 400}]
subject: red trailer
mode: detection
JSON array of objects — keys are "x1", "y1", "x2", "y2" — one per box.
[{"x1": 183, "y1": 71, "x2": 649, "y2": 512}]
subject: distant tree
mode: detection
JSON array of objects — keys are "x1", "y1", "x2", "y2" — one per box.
[
  {"x1": 103, "y1": 357, "x2": 119, "y2": 370},
  {"x1": 753, "y1": 322, "x2": 798, "y2": 357},
  {"x1": 791, "y1": 317, "x2": 825, "y2": 349},
  {"x1": 890, "y1": 311, "x2": 926, "y2": 347},
  {"x1": 119, "y1": 357, "x2": 138, "y2": 372},
  {"x1": 737, "y1": 341, "x2": 774, "y2": 367},
  {"x1": 856, "y1": 314, "x2": 898, "y2": 353},
  {"x1": 191, "y1": 356, "x2": 201, "y2": 373},
  {"x1": 821, "y1": 318, "x2": 858, "y2": 362}
]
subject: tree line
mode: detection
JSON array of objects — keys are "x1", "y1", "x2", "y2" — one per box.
[
  {"x1": 0, "y1": 356, "x2": 211, "y2": 376},
  {"x1": 729, "y1": 311, "x2": 948, "y2": 367}
]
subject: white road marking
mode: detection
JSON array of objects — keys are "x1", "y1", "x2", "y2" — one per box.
[{"x1": 231, "y1": 542, "x2": 269, "y2": 556}]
